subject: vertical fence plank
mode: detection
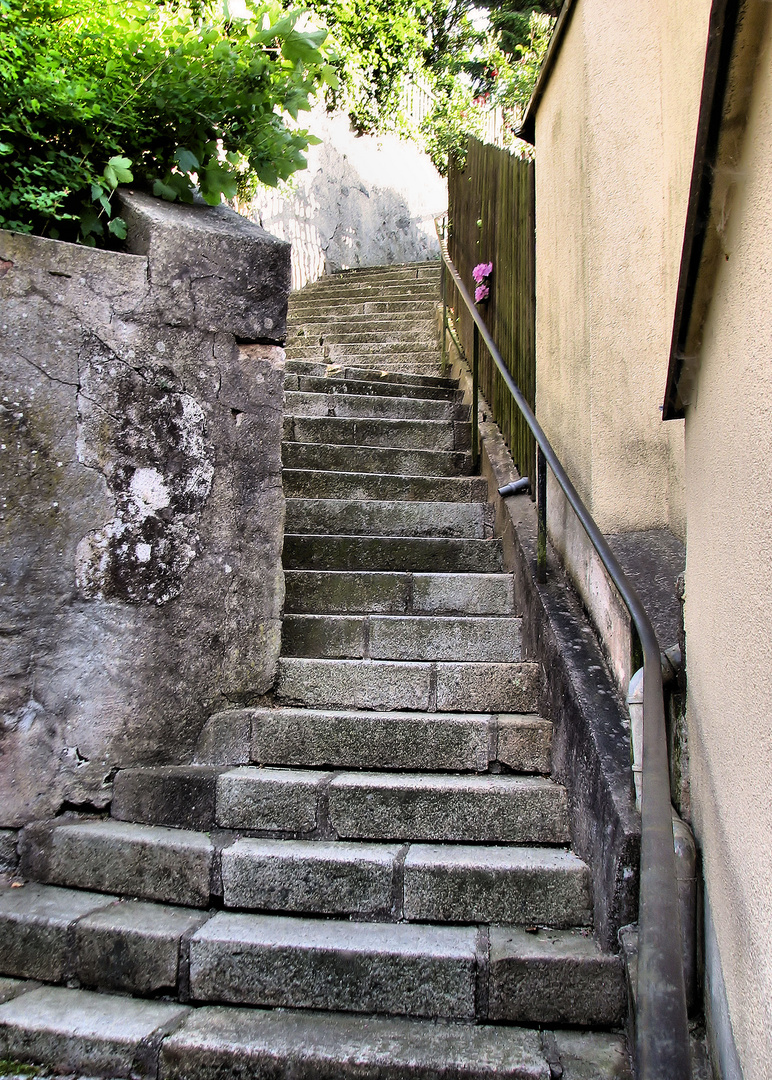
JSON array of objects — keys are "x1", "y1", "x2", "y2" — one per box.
[{"x1": 448, "y1": 138, "x2": 536, "y2": 486}]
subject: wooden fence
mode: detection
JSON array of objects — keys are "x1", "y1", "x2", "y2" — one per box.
[{"x1": 447, "y1": 138, "x2": 536, "y2": 487}]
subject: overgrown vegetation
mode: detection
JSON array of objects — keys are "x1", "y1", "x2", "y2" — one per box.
[{"x1": 0, "y1": 0, "x2": 336, "y2": 243}]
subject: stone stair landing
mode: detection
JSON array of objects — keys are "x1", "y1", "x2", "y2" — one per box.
[{"x1": 0, "y1": 263, "x2": 631, "y2": 1080}]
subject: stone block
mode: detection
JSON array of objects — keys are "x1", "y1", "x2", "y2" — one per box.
[
  {"x1": 288, "y1": 417, "x2": 456, "y2": 452},
  {"x1": 328, "y1": 773, "x2": 570, "y2": 843},
  {"x1": 283, "y1": 571, "x2": 412, "y2": 614},
  {"x1": 283, "y1": 536, "x2": 503, "y2": 574},
  {"x1": 496, "y1": 715, "x2": 553, "y2": 773},
  {"x1": 120, "y1": 191, "x2": 290, "y2": 342},
  {"x1": 194, "y1": 711, "x2": 251, "y2": 765},
  {"x1": 285, "y1": 499, "x2": 489, "y2": 539},
  {"x1": 488, "y1": 928, "x2": 626, "y2": 1025},
  {"x1": 284, "y1": 391, "x2": 456, "y2": 421},
  {"x1": 215, "y1": 768, "x2": 329, "y2": 832},
  {"x1": 276, "y1": 658, "x2": 433, "y2": 712},
  {"x1": 251, "y1": 707, "x2": 491, "y2": 772},
  {"x1": 369, "y1": 616, "x2": 522, "y2": 662},
  {"x1": 0, "y1": 979, "x2": 38, "y2": 1005},
  {"x1": 75, "y1": 900, "x2": 209, "y2": 994},
  {"x1": 281, "y1": 616, "x2": 365, "y2": 659},
  {"x1": 21, "y1": 820, "x2": 214, "y2": 908},
  {"x1": 402, "y1": 845, "x2": 592, "y2": 925},
  {"x1": 112, "y1": 766, "x2": 224, "y2": 830},
  {"x1": 412, "y1": 573, "x2": 515, "y2": 615},
  {"x1": 0, "y1": 883, "x2": 115, "y2": 981},
  {"x1": 435, "y1": 662, "x2": 541, "y2": 712},
  {"x1": 189, "y1": 912, "x2": 478, "y2": 1018},
  {"x1": 221, "y1": 839, "x2": 400, "y2": 916},
  {"x1": 282, "y1": 470, "x2": 487, "y2": 504},
  {"x1": 550, "y1": 1030, "x2": 633, "y2": 1080},
  {"x1": 161, "y1": 1003, "x2": 550, "y2": 1080},
  {"x1": 0, "y1": 985, "x2": 189, "y2": 1077},
  {"x1": 281, "y1": 440, "x2": 472, "y2": 478}
]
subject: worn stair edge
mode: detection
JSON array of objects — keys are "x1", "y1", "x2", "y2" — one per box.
[
  {"x1": 196, "y1": 707, "x2": 553, "y2": 775},
  {"x1": 283, "y1": 499, "x2": 494, "y2": 541},
  {"x1": 281, "y1": 470, "x2": 488, "y2": 503},
  {"x1": 281, "y1": 442, "x2": 473, "y2": 477},
  {"x1": 275, "y1": 657, "x2": 542, "y2": 714},
  {"x1": 282, "y1": 535, "x2": 503, "y2": 573},
  {"x1": 283, "y1": 570, "x2": 515, "y2": 616}
]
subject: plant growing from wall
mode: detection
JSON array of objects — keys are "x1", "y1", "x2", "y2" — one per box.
[{"x1": 0, "y1": 0, "x2": 336, "y2": 244}]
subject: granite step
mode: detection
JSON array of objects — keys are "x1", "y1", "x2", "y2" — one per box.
[
  {"x1": 284, "y1": 498, "x2": 493, "y2": 539},
  {"x1": 286, "y1": 342, "x2": 435, "y2": 360},
  {"x1": 197, "y1": 706, "x2": 553, "y2": 774},
  {"x1": 284, "y1": 374, "x2": 461, "y2": 402},
  {"x1": 287, "y1": 328, "x2": 439, "y2": 346},
  {"x1": 282, "y1": 534, "x2": 504, "y2": 573},
  {"x1": 281, "y1": 469, "x2": 487, "y2": 502},
  {"x1": 281, "y1": 441, "x2": 473, "y2": 477},
  {"x1": 288, "y1": 314, "x2": 438, "y2": 335},
  {"x1": 288, "y1": 297, "x2": 439, "y2": 316},
  {"x1": 276, "y1": 657, "x2": 541, "y2": 713},
  {"x1": 283, "y1": 570, "x2": 515, "y2": 614},
  {"x1": 280, "y1": 614, "x2": 522, "y2": 662},
  {"x1": 0, "y1": 981, "x2": 631, "y2": 1079},
  {"x1": 283, "y1": 390, "x2": 465, "y2": 421},
  {"x1": 282, "y1": 416, "x2": 471, "y2": 453},
  {"x1": 284, "y1": 359, "x2": 456, "y2": 388}
]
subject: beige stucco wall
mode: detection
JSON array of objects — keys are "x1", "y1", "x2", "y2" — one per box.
[
  {"x1": 683, "y1": 16, "x2": 772, "y2": 1076},
  {"x1": 534, "y1": 0, "x2": 712, "y2": 540}
]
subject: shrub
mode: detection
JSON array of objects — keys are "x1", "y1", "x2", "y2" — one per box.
[{"x1": 0, "y1": 0, "x2": 336, "y2": 244}]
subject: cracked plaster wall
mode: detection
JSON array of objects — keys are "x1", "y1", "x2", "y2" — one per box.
[
  {"x1": 0, "y1": 192, "x2": 289, "y2": 826},
  {"x1": 250, "y1": 108, "x2": 447, "y2": 289}
]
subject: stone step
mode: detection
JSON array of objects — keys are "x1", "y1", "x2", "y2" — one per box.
[
  {"x1": 198, "y1": 706, "x2": 553, "y2": 775},
  {"x1": 289, "y1": 297, "x2": 439, "y2": 317},
  {"x1": 282, "y1": 441, "x2": 473, "y2": 477},
  {"x1": 282, "y1": 416, "x2": 471, "y2": 453},
  {"x1": 276, "y1": 658, "x2": 541, "y2": 713},
  {"x1": 281, "y1": 614, "x2": 522, "y2": 662},
  {"x1": 291, "y1": 283, "x2": 439, "y2": 301},
  {"x1": 283, "y1": 570, "x2": 514, "y2": 614},
  {"x1": 288, "y1": 314, "x2": 438, "y2": 335},
  {"x1": 0, "y1": 981, "x2": 630, "y2": 1078},
  {"x1": 284, "y1": 498, "x2": 493, "y2": 539},
  {"x1": 287, "y1": 342, "x2": 434, "y2": 360},
  {"x1": 187, "y1": 913, "x2": 475, "y2": 1017},
  {"x1": 20, "y1": 819, "x2": 215, "y2": 908},
  {"x1": 282, "y1": 469, "x2": 487, "y2": 502},
  {"x1": 0, "y1": 883, "x2": 609, "y2": 1023},
  {"x1": 283, "y1": 535, "x2": 503, "y2": 573},
  {"x1": 284, "y1": 373, "x2": 461, "y2": 402},
  {"x1": 283, "y1": 390, "x2": 465, "y2": 422},
  {"x1": 284, "y1": 360, "x2": 455, "y2": 388},
  {"x1": 288, "y1": 328, "x2": 439, "y2": 346}
]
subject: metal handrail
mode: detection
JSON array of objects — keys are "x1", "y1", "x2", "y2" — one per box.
[{"x1": 435, "y1": 216, "x2": 691, "y2": 1079}]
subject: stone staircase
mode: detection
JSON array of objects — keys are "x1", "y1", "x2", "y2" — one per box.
[{"x1": 0, "y1": 263, "x2": 630, "y2": 1080}]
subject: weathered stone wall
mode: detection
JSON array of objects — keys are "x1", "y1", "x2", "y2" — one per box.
[
  {"x1": 0, "y1": 192, "x2": 289, "y2": 826},
  {"x1": 250, "y1": 107, "x2": 447, "y2": 289}
]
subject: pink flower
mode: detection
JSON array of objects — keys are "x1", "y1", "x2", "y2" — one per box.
[
  {"x1": 472, "y1": 261, "x2": 493, "y2": 284},
  {"x1": 475, "y1": 283, "x2": 490, "y2": 302}
]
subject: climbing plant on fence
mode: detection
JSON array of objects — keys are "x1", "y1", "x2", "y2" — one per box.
[
  {"x1": 448, "y1": 135, "x2": 536, "y2": 486},
  {"x1": 0, "y1": 0, "x2": 336, "y2": 244}
]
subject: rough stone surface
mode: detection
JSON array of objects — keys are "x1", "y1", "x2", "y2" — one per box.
[
  {"x1": 285, "y1": 498, "x2": 490, "y2": 539},
  {"x1": 0, "y1": 199, "x2": 287, "y2": 827},
  {"x1": 488, "y1": 928, "x2": 626, "y2": 1026},
  {"x1": 194, "y1": 711, "x2": 251, "y2": 766},
  {"x1": 402, "y1": 845, "x2": 592, "y2": 926},
  {"x1": 368, "y1": 616, "x2": 521, "y2": 662},
  {"x1": 412, "y1": 573, "x2": 515, "y2": 615},
  {"x1": 281, "y1": 441, "x2": 472, "y2": 478},
  {"x1": 284, "y1": 391, "x2": 457, "y2": 421},
  {"x1": 0, "y1": 985, "x2": 189, "y2": 1077},
  {"x1": 550, "y1": 1030, "x2": 633, "y2": 1080},
  {"x1": 189, "y1": 912, "x2": 478, "y2": 1018},
  {"x1": 328, "y1": 773, "x2": 570, "y2": 843},
  {"x1": 276, "y1": 658, "x2": 433, "y2": 712},
  {"x1": 20, "y1": 820, "x2": 214, "y2": 907},
  {"x1": 284, "y1": 535, "x2": 503, "y2": 574},
  {"x1": 112, "y1": 766, "x2": 223, "y2": 830},
  {"x1": 286, "y1": 416, "x2": 462, "y2": 453},
  {"x1": 283, "y1": 571, "x2": 513, "y2": 616},
  {"x1": 435, "y1": 662, "x2": 541, "y2": 712},
  {"x1": 0, "y1": 831, "x2": 18, "y2": 873},
  {"x1": 161, "y1": 1004, "x2": 550, "y2": 1080},
  {"x1": 0, "y1": 978, "x2": 38, "y2": 1005},
  {"x1": 215, "y1": 768, "x2": 328, "y2": 832},
  {"x1": 75, "y1": 899, "x2": 208, "y2": 995},
  {"x1": 497, "y1": 715, "x2": 553, "y2": 773},
  {"x1": 250, "y1": 707, "x2": 491, "y2": 772},
  {"x1": 221, "y1": 838, "x2": 400, "y2": 916},
  {"x1": 0, "y1": 883, "x2": 115, "y2": 982}
]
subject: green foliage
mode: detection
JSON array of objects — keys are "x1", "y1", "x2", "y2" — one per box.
[{"x1": 0, "y1": 0, "x2": 332, "y2": 244}]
